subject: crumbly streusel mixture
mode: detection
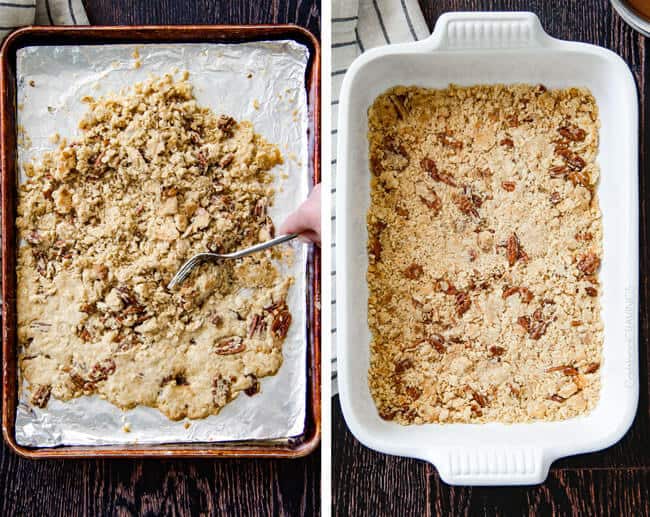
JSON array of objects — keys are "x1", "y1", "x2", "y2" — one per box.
[
  {"x1": 367, "y1": 84, "x2": 603, "y2": 424},
  {"x1": 17, "y1": 73, "x2": 293, "y2": 420}
]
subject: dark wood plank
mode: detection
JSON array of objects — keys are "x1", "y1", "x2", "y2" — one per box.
[
  {"x1": 0, "y1": 1, "x2": 320, "y2": 516},
  {"x1": 83, "y1": 0, "x2": 320, "y2": 37},
  {"x1": 333, "y1": 397, "x2": 650, "y2": 516}
]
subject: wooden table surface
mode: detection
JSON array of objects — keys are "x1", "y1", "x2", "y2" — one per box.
[
  {"x1": 0, "y1": 1, "x2": 320, "y2": 516},
  {"x1": 333, "y1": 1, "x2": 650, "y2": 515}
]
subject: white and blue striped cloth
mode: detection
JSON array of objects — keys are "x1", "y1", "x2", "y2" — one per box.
[
  {"x1": 331, "y1": 0, "x2": 430, "y2": 394},
  {"x1": 0, "y1": 0, "x2": 87, "y2": 41}
]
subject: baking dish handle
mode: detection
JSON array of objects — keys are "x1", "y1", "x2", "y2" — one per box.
[
  {"x1": 427, "y1": 446, "x2": 550, "y2": 486},
  {"x1": 425, "y1": 12, "x2": 555, "y2": 51}
]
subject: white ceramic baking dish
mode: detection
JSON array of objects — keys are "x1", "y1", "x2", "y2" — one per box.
[{"x1": 336, "y1": 12, "x2": 639, "y2": 486}]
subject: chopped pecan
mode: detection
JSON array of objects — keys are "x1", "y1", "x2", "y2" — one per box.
[
  {"x1": 518, "y1": 318, "x2": 531, "y2": 334},
  {"x1": 489, "y1": 345, "x2": 506, "y2": 357},
  {"x1": 577, "y1": 253, "x2": 600, "y2": 275},
  {"x1": 584, "y1": 362, "x2": 600, "y2": 374},
  {"x1": 212, "y1": 375, "x2": 232, "y2": 407},
  {"x1": 556, "y1": 148, "x2": 586, "y2": 170},
  {"x1": 549, "y1": 165, "x2": 568, "y2": 178},
  {"x1": 585, "y1": 286, "x2": 598, "y2": 297},
  {"x1": 215, "y1": 336, "x2": 245, "y2": 355},
  {"x1": 429, "y1": 333, "x2": 446, "y2": 353},
  {"x1": 532, "y1": 308, "x2": 543, "y2": 321},
  {"x1": 502, "y1": 286, "x2": 533, "y2": 303},
  {"x1": 197, "y1": 151, "x2": 208, "y2": 171},
  {"x1": 500, "y1": 137, "x2": 514, "y2": 148},
  {"x1": 394, "y1": 358, "x2": 413, "y2": 375},
  {"x1": 405, "y1": 386, "x2": 422, "y2": 400},
  {"x1": 404, "y1": 263, "x2": 424, "y2": 280},
  {"x1": 369, "y1": 221, "x2": 386, "y2": 262},
  {"x1": 116, "y1": 286, "x2": 137, "y2": 306},
  {"x1": 452, "y1": 193, "x2": 479, "y2": 218},
  {"x1": 271, "y1": 305, "x2": 292, "y2": 339},
  {"x1": 217, "y1": 114, "x2": 236, "y2": 136},
  {"x1": 567, "y1": 167, "x2": 590, "y2": 188},
  {"x1": 550, "y1": 191, "x2": 561, "y2": 205},
  {"x1": 25, "y1": 230, "x2": 41, "y2": 245},
  {"x1": 437, "y1": 131, "x2": 463, "y2": 150},
  {"x1": 379, "y1": 407, "x2": 397, "y2": 421},
  {"x1": 471, "y1": 389, "x2": 488, "y2": 407},
  {"x1": 210, "y1": 313, "x2": 224, "y2": 327},
  {"x1": 78, "y1": 327, "x2": 92, "y2": 342},
  {"x1": 548, "y1": 394, "x2": 566, "y2": 403},
  {"x1": 546, "y1": 365, "x2": 579, "y2": 376},
  {"x1": 575, "y1": 231, "x2": 593, "y2": 241},
  {"x1": 455, "y1": 292, "x2": 471, "y2": 316},
  {"x1": 529, "y1": 320, "x2": 549, "y2": 340},
  {"x1": 421, "y1": 157, "x2": 456, "y2": 186},
  {"x1": 501, "y1": 181, "x2": 516, "y2": 192},
  {"x1": 506, "y1": 114, "x2": 519, "y2": 127},
  {"x1": 244, "y1": 374, "x2": 261, "y2": 396},
  {"x1": 558, "y1": 125, "x2": 586, "y2": 142},
  {"x1": 419, "y1": 188, "x2": 442, "y2": 213},
  {"x1": 388, "y1": 94, "x2": 408, "y2": 119},
  {"x1": 31, "y1": 384, "x2": 51, "y2": 408},
  {"x1": 219, "y1": 153, "x2": 235, "y2": 168},
  {"x1": 88, "y1": 358, "x2": 116, "y2": 383},
  {"x1": 80, "y1": 302, "x2": 96, "y2": 314},
  {"x1": 248, "y1": 313, "x2": 266, "y2": 337},
  {"x1": 506, "y1": 233, "x2": 525, "y2": 266}
]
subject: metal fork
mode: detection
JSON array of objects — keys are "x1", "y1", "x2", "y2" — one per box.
[{"x1": 167, "y1": 233, "x2": 299, "y2": 290}]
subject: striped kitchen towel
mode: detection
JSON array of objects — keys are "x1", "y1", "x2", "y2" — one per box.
[
  {"x1": 331, "y1": 0, "x2": 430, "y2": 395},
  {"x1": 0, "y1": 0, "x2": 88, "y2": 41}
]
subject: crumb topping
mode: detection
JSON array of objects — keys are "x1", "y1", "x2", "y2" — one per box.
[{"x1": 367, "y1": 84, "x2": 602, "y2": 424}]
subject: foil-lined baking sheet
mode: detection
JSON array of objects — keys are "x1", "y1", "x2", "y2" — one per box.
[{"x1": 14, "y1": 41, "x2": 310, "y2": 446}]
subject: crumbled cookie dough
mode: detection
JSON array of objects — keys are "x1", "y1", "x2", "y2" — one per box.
[
  {"x1": 17, "y1": 73, "x2": 294, "y2": 420},
  {"x1": 367, "y1": 84, "x2": 603, "y2": 424}
]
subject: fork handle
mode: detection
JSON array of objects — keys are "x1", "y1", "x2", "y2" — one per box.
[{"x1": 223, "y1": 233, "x2": 300, "y2": 259}]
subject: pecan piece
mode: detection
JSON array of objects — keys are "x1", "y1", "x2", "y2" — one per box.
[
  {"x1": 215, "y1": 336, "x2": 245, "y2": 355},
  {"x1": 394, "y1": 358, "x2": 413, "y2": 375},
  {"x1": 584, "y1": 362, "x2": 600, "y2": 374},
  {"x1": 88, "y1": 358, "x2": 116, "y2": 383},
  {"x1": 452, "y1": 193, "x2": 479, "y2": 218},
  {"x1": 244, "y1": 374, "x2": 261, "y2": 396},
  {"x1": 558, "y1": 125, "x2": 586, "y2": 142},
  {"x1": 471, "y1": 389, "x2": 488, "y2": 407},
  {"x1": 31, "y1": 384, "x2": 51, "y2": 408},
  {"x1": 548, "y1": 394, "x2": 566, "y2": 403},
  {"x1": 546, "y1": 365, "x2": 579, "y2": 376},
  {"x1": 437, "y1": 131, "x2": 463, "y2": 150},
  {"x1": 271, "y1": 306, "x2": 292, "y2": 339},
  {"x1": 499, "y1": 137, "x2": 514, "y2": 148},
  {"x1": 404, "y1": 263, "x2": 424, "y2": 280},
  {"x1": 217, "y1": 114, "x2": 236, "y2": 136},
  {"x1": 248, "y1": 314, "x2": 266, "y2": 337},
  {"x1": 405, "y1": 386, "x2": 422, "y2": 400},
  {"x1": 212, "y1": 375, "x2": 232, "y2": 407},
  {"x1": 585, "y1": 286, "x2": 598, "y2": 297},
  {"x1": 529, "y1": 320, "x2": 549, "y2": 340},
  {"x1": 506, "y1": 233, "x2": 525, "y2": 266},
  {"x1": 419, "y1": 188, "x2": 442, "y2": 213},
  {"x1": 556, "y1": 148, "x2": 586, "y2": 170},
  {"x1": 429, "y1": 333, "x2": 446, "y2": 353},
  {"x1": 549, "y1": 165, "x2": 568, "y2": 178},
  {"x1": 550, "y1": 191, "x2": 561, "y2": 205},
  {"x1": 455, "y1": 292, "x2": 471, "y2": 316},
  {"x1": 489, "y1": 345, "x2": 506, "y2": 357},
  {"x1": 502, "y1": 286, "x2": 533, "y2": 303},
  {"x1": 501, "y1": 181, "x2": 516, "y2": 192},
  {"x1": 577, "y1": 253, "x2": 600, "y2": 275},
  {"x1": 421, "y1": 157, "x2": 456, "y2": 186}
]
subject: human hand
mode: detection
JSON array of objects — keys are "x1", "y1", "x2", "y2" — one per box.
[{"x1": 279, "y1": 183, "x2": 321, "y2": 246}]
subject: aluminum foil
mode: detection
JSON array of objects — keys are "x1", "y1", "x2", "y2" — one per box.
[{"x1": 14, "y1": 41, "x2": 310, "y2": 446}]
